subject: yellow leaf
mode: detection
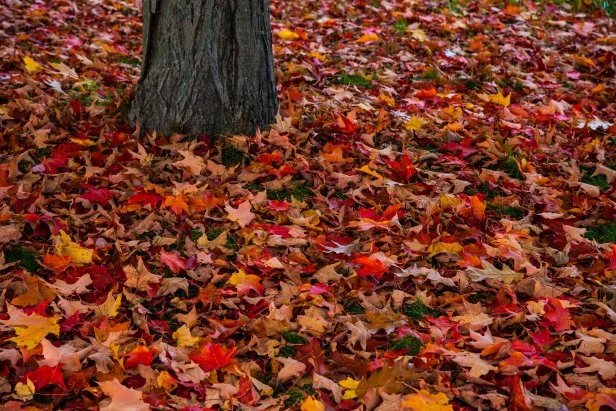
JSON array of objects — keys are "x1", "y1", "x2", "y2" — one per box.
[
  {"x1": 15, "y1": 378, "x2": 35, "y2": 398},
  {"x1": 277, "y1": 29, "x2": 299, "y2": 41},
  {"x1": 358, "y1": 165, "x2": 383, "y2": 179},
  {"x1": 301, "y1": 396, "x2": 325, "y2": 411},
  {"x1": 404, "y1": 116, "x2": 427, "y2": 131},
  {"x1": 172, "y1": 325, "x2": 200, "y2": 348},
  {"x1": 97, "y1": 293, "x2": 122, "y2": 318},
  {"x1": 54, "y1": 230, "x2": 93, "y2": 265},
  {"x1": 488, "y1": 91, "x2": 511, "y2": 107},
  {"x1": 227, "y1": 269, "x2": 263, "y2": 295},
  {"x1": 402, "y1": 390, "x2": 453, "y2": 411},
  {"x1": 409, "y1": 29, "x2": 426, "y2": 42},
  {"x1": 2, "y1": 305, "x2": 60, "y2": 350},
  {"x1": 427, "y1": 242, "x2": 463, "y2": 258},
  {"x1": 356, "y1": 32, "x2": 379, "y2": 43},
  {"x1": 339, "y1": 377, "x2": 360, "y2": 399},
  {"x1": 379, "y1": 93, "x2": 395, "y2": 107},
  {"x1": 157, "y1": 371, "x2": 177, "y2": 390},
  {"x1": 23, "y1": 56, "x2": 43, "y2": 73}
]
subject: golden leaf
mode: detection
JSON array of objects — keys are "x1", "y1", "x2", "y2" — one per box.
[
  {"x1": 356, "y1": 32, "x2": 379, "y2": 43},
  {"x1": 23, "y1": 56, "x2": 43, "y2": 73},
  {"x1": 277, "y1": 29, "x2": 299, "y2": 41},
  {"x1": 172, "y1": 325, "x2": 200, "y2": 348},
  {"x1": 301, "y1": 396, "x2": 325, "y2": 411},
  {"x1": 11, "y1": 273, "x2": 56, "y2": 307},
  {"x1": 54, "y1": 230, "x2": 94, "y2": 265},
  {"x1": 404, "y1": 116, "x2": 427, "y2": 131},
  {"x1": 488, "y1": 91, "x2": 511, "y2": 107},
  {"x1": 2, "y1": 305, "x2": 60, "y2": 350},
  {"x1": 402, "y1": 390, "x2": 453, "y2": 411}
]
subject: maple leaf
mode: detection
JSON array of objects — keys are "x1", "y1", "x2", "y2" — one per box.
[
  {"x1": 227, "y1": 269, "x2": 264, "y2": 295},
  {"x1": 277, "y1": 28, "x2": 299, "y2": 41},
  {"x1": 162, "y1": 193, "x2": 189, "y2": 215},
  {"x1": 466, "y1": 260, "x2": 524, "y2": 284},
  {"x1": 403, "y1": 390, "x2": 453, "y2": 411},
  {"x1": 173, "y1": 325, "x2": 201, "y2": 348},
  {"x1": 1, "y1": 305, "x2": 60, "y2": 350},
  {"x1": 98, "y1": 379, "x2": 150, "y2": 411},
  {"x1": 543, "y1": 297, "x2": 571, "y2": 331},
  {"x1": 79, "y1": 186, "x2": 114, "y2": 204},
  {"x1": 123, "y1": 257, "x2": 161, "y2": 291},
  {"x1": 53, "y1": 231, "x2": 93, "y2": 265},
  {"x1": 356, "y1": 32, "x2": 379, "y2": 43},
  {"x1": 385, "y1": 153, "x2": 417, "y2": 182},
  {"x1": 15, "y1": 378, "x2": 35, "y2": 400},
  {"x1": 339, "y1": 377, "x2": 360, "y2": 400},
  {"x1": 23, "y1": 56, "x2": 43, "y2": 73},
  {"x1": 11, "y1": 273, "x2": 56, "y2": 307},
  {"x1": 160, "y1": 250, "x2": 188, "y2": 273},
  {"x1": 24, "y1": 364, "x2": 66, "y2": 390},
  {"x1": 301, "y1": 396, "x2": 325, "y2": 411},
  {"x1": 190, "y1": 343, "x2": 236, "y2": 372},
  {"x1": 174, "y1": 150, "x2": 205, "y2": 175},
  {"x1": 128, "y1": 190, "x2": 164, "y2": 207},
  {"x1": 125, "y1": 345, "x2": 156, "y2": 368},
  {"x1": 404, "y1": 116, "x2": 427, "y2": 131},
  {"x1": 354, "y1": 256, "x2": 388, "y2": 278},
  {"x1": 487, "y1": 91, "x2": 511, "y2": 107},
  {"x1": 42, "y1": 254, "x2": 72, "y2": 273},
  {"x1": 225, "y1": 200, "x2": 255, "y2": 228}
]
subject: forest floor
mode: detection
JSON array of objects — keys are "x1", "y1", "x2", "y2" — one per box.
[{"x1": 0, "y1": 0, "x2": 615, "y2": 409}]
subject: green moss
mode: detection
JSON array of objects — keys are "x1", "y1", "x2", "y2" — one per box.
[
  {"x1": 282, "y1": 331, "x2": 308, "y2": 345},
  {"x1": 487, "y1": 203, "x2": 525, "y2": 219},
  {"x1": 581, "y1": 168, "x2": 610, "y2": 191},
  {"x1": 344, "y1": 299, "x2": 366, "y2": 314},
  {"x1": 400, "y1": 300, "x2": 442, "y2": 320},
  {"x1": 394, "y1": 19, "x2": 407, "y2": 35},
  {"x1": 585, "y1": 223, "x2": 616, "y2": 244},
  {"x1": 5, "y1": 247, "x2": 41, "y2": 272},
  {"x1": 337, "y1": 72, "x2": 373, "y2": 87},
  {"x1": 221, "y1": 146, "x2": 245, "y2": 167},
  {"x1": 390, "y1": 335, "x2": 422, "y2": 355}
]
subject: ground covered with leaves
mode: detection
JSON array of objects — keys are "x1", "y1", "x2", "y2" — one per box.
[{"x1": 0, "y1": 0, "x2": 615, "y2": 409}]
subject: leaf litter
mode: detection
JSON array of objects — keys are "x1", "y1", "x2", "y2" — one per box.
[{"x1": 0, "y1": 0, "x2": 615, "y2": 409}]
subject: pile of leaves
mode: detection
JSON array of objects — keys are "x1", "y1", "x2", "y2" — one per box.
[{"x1": 0, "y1": 0, "x2": 615, "y2": 409}]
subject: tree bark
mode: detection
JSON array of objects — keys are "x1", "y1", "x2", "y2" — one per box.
[{"x1": 130, "y1": 0, "x2": 278, "y2": 135}]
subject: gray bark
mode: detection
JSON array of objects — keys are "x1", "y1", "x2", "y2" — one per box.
[{"x1": 130, "y1": 0, "x2": 278, "y2": 135}]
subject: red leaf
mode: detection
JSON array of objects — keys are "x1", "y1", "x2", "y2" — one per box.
[
  {"x1": 24, "y1": 365, "x2": 66, "y2": 390},
  {"x1": 125, "y1": 345, "x2": 156, "y2": 368},
  {"x1": 353, "y1": 256, "x2": 388, "y2": 279},
  {"x1": 80, "y1": 186, "x2": 114, "y2": 204},
  {"x1": 160, "y1": 250, "x2": 188, "y2": 274},
  {"x1": 128, "y1": 190, "x2": 164, "y2": 207},
  {"x1": 544, "y1": 298, "x2": 571, "y2": 332},
  {"x1": 190, "y1": 343, "x2": 236, "y2": 372}
]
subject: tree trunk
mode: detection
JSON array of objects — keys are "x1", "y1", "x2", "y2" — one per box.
[{"x1": 130, "y1": 0, "x2": 278, "y2": 135}]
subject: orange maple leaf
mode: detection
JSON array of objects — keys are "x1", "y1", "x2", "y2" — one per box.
[{"x1": 162, "y1": 194, "x2": 189, "y2": 215}]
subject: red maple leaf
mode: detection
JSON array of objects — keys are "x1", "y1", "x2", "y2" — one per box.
[
  {"x1": 24, "y1": 365, "x2": 66, "y2": 390},
  {"x1": 160, "y1": 250, "x2": 188, "y2": 273},
  {"x1": 385, "y1": 153, "x2": 417, "y2": 183},
  {"x1": 190, "y1": 343, "x2": 236, "y2": 372},
  {"x1": 80, "y1": 185, "x2": 114, "y2": 204},
  {"x1": 544, "y1": 298, "x2": 571, "y2": 331},
  {"x1": 128, "y1": 190, "x2": 164, "y2": 207},
  {"x1": 354, "y1": 256, "x2": 388, "y2": 279},
  {"x1": 125, "y1": 345, "x2": 156, "y2": 368}
]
